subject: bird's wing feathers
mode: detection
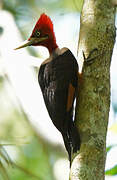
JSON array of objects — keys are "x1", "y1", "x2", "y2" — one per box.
[
  {"x1": 67, "y1": 83, "x2": 75, "y2": 112},
  {"x1": 38, "y1": 50, "x2": 78, "y2": 130}
]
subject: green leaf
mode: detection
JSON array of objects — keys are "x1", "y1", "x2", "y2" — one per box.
[
  {"x1": 106, "y1": 145, "x2": 117, "y2": 153},
  {"x1": 0, "y1": 160, "x2": 10, "y2": 180},
  {"x1": 106, "y1": 165, "x2": 117, "y2": 175}
]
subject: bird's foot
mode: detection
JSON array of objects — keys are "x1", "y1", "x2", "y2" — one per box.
[{"x1": 83, "y1": 48, "x2": 100, "y2": 65}]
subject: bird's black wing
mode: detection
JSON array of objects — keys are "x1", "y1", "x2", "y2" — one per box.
[
  {"x1": 38, "y1": 49, "x2": 80, "y2": 163},
  {"x1": 38, "y1": 50, "x2": 78, "y2": 132}
]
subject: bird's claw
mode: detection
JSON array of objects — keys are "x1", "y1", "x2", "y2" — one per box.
[{"x1": 83, "y1": 48, "x2": 100, "y2": 65}]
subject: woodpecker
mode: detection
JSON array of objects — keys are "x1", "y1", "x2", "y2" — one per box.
[{"x1": 15, "y1": 13, "x2": 80, "y2": 164}]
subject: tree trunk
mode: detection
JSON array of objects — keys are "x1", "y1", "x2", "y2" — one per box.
[{"x1": 70, "y1": 0, "x2": 116, "y2": 179}]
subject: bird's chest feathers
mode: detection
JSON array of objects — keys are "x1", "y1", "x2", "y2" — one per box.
[{"x1": 43, "y1": 60, "x2": 65, "y2": 89}]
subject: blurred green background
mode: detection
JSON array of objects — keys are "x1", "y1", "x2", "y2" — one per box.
[{"x1": 0, "y1": 0, "x2": 117, "y2": 180}]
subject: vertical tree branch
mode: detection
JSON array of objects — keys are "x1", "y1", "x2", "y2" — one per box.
[{"x1": 70, "y1": 0, "x2": 116, "y2": 179}]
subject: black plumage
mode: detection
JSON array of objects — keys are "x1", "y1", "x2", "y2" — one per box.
[{"x1": 38, "y1": 49, "x2": 80, "y2": 164}]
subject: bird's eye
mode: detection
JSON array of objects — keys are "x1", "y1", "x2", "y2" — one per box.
[{"x1": 36, "y1": 31, "x2": 40, "y2": 37}]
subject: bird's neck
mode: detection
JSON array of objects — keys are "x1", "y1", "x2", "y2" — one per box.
[
  {"x1": 41, "y1": 47, "x2": 60, "y2": 65},
  {"x1": 42, "y1": 47, "x2": 68, "y2": 65},
  {"x1": 47, "y1": 42, "x2": 58, "y2": 55},
  {"x1": 50, "y1": 47, "x2": 61, "y2": 59}
]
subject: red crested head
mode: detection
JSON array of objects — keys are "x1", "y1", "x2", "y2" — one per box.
[
  {"x1": 32, "y1": 13, "x2": 54, "y2": 35},
  {"x1": 15, "y1": 13, "x2": 58, "y2": 54},
  {"x1": 29, "y1": 13, "x2": 58, "y2": 54}
]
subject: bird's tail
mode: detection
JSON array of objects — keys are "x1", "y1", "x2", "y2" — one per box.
[{"x1": 62, "y1": 114, "x2": 80, "y2": 166}]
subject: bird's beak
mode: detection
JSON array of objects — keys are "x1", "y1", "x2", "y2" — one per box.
[
  {"x1": 14, "y1": 36, "x2": 48, "y2": 50},
  {"x1": 14, "y1": 40, "x2": 33, "y2": 50}
]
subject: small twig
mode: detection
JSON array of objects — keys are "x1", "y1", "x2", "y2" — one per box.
[{"x1": 83, "y1": 48, "x2": 104, "y2": 65}]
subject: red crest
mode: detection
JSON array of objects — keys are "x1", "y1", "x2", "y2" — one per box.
[{"x1": 32, "y1": 13, "x2": 53, "y2": 33}]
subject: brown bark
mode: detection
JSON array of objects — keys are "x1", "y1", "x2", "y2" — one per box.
[{"x1": 70, "y1": 0, "x2": 116, "y2": 179}]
